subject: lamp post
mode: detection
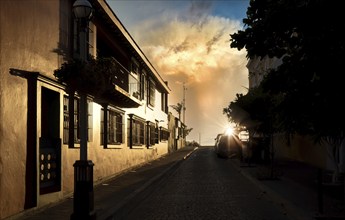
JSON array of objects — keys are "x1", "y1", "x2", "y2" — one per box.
[{"x1": 70, "y1": 1, "x2": 96, "y2": 219}]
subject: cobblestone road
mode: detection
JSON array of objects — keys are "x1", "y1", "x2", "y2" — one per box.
[{"x1": 121, "y1": 147, "x2": 294, "y2": 220}]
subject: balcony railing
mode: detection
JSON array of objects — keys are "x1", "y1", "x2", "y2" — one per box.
[
  {"x1": 129, "y1": 74, "x2": 140, "y2": 99},
  {"x1": 110, "y1": 58, "x2": 140, "y2": 99},
  {"x1": 109, "y1": 58, "x2": 128, "y2": 92}
]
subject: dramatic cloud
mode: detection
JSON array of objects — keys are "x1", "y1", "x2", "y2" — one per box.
[{"x1": 124, "y1": 3, "x2": 248, "y2": 144}]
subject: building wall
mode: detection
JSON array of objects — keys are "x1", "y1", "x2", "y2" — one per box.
[
  {"x1": 246, "y1": 56, "x2": 335, "y2": 171},
  {"x1": 246, "y1": 56, "x2": 282, "y2": 88},
  {"x1": 0, "y1": 0, "x2": 64, "y2": 218},
  {"x1": 167, "y1": 113, "x2": 177, "y2": 153},
  {"x1": 167, "y1": 112, "x2": 186, "y2": 152},
  {"x1": 273, "y1": 134, "x2": 327, "y2": 168},
  {"x1": 0, "y1": 0, "x2": 169, "y2": 218}
]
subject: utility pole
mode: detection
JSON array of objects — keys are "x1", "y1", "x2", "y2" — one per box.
[{"x1": 182, "y1": 82, "x2": 187, "y2": 124}]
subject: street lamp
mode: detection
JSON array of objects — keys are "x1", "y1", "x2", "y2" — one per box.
[
  {"x1": 71, "y1": 1, "x2": 96, "y2": 219},
  {"x1": 73, "y1": 0, "x2": 93, "y2": 62},
  {"x1": 72, "y1": 0, "x2": 93, "y2": 20}
]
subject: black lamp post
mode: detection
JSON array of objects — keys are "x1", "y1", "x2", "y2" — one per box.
[{"x1": 70, "y1": 1, "x2": 96, "y2": 219}]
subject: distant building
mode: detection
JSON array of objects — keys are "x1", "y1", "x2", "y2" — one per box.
[
  {"x1": 246, "y1": 56, "x2": 282, "y2": 88},
  {"x1": 0, "y1": 0, "x2": 172, "y2": 218},
  {"x1": 167, "y1": 112, "x2": 186, "y2": 153}
]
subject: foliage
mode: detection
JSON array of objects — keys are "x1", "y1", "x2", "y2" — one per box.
[
  {"x1": 187, "y1": 140, "x2": 200, "y2": 147},
  {"x1": 231, "y1": 0, "x2": 345, "y2": 60},
  {"x1": 229, "y1": 0, "x2": 345, "y2": 144},
  {"x1": 54, "y1": 57, "x2": 119, "y2": 95},
  {"x1": 224, "y1": 86, "x2": 283, "y2": 178},
  {"x1": 223, "y1": 86, "x2": 279, "y2": 137},
  {"x1": 184, "y1": 127, "x2": 193, "y2": 138},
  {"x1": 170, "y1": 103, "x2": 183, "y2": 120}
]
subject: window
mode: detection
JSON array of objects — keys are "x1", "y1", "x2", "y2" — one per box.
[
  {"x1": 161, "y1": 92, "x2": 168, "y2": 113},
  {"x1": 101, "y1": 108, "x2": 124, "y2": 145},
  {"x1": 133, "y1": 120, "x2": 145, "y2": 145},
  {"x1": 129, "y1": 58, "x2": 140, "y2": 98},
  {"x1": 129, "y1": 74, "x2": 140, "y2": 98},
  {"x1": 146, "y1": 122, "x2": 156, "y2": 147},
  {"x1": 88, "y1": 22, "x2": 95, "y2": 57},
  {"x1": 131, "y1": 58, "x2": 139, "y2": 74},
  {"x1": 72, "y1": 17, "x2": 93, "y2": 59},
  {"x1": 63, "y1": 96, "x2": 93, "y2": 146},
  {"x1": 160, "y1": 128, "x2": 170, "y2": 141},
  {"x1": 140, "y1": 70, "x2": 147, "y2": 101},
  {"x1": 148, "y1": 78, "x2": 156, "y2": 107},
  {"x1": 128, "y1": 116, "x2": 145, "y2": 147},
  {"x1": 155, "y1": 124, "x2": 159, "y2": 144},
  {"x1": 72, "y1": 19, "x2": 79, "y2": 58},
  {"x1": 88, "y1": 100, "x2": 93, "y2": 141}
]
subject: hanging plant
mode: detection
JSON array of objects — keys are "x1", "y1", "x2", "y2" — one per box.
[{"x1": 54, "y1": 57, "x2": 121, "y2": 96}]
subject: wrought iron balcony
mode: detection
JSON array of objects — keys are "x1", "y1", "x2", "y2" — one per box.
[
  {"x1": 53, "y1": 57, "x2": 141, "y2": 108},
  {"x1": 98, "y1": 57, "x2": 141, "y2": 108}
]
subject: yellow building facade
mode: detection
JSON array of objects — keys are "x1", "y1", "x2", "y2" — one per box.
[{"x1": 0, "y1": 0, "x2": 172, "y2": 218}]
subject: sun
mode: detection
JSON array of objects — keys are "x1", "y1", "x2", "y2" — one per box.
[{"x1": 225, "y1": 127, "x2": 234, "y2": 136}]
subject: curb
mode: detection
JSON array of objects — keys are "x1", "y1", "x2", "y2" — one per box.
[
  {"x1": 183, "y1": 147, "x2": 198, "y2": 160},
  {"x1": 102, "y1": 148, "x2": 198, "y2": 220}
]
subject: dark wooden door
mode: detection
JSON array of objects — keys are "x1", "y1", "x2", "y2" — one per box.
[{"x1": 40, "y1": 87, "x2": 61, "y2": 195}]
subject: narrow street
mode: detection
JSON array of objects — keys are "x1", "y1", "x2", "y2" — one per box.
[{"x1": 116, "y1": 147, "x2": 294, "y2": 220}]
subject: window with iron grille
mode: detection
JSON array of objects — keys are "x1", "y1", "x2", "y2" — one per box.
[
  {"x1": 101, "y1": 108, "x2": 124, "y2": 145},
  {"x1": 160, "y1": 128, "x2": 170, "y2": 141},
  {"x1": 148, "y1": 123, "x2": 156, "y2": 146},
  {"x1": 155, "y1": 124, "x2": 159, "y2": 144},
  {"x1": 128, "y1": 118, "x2": 145, "y2": 146},
  {"x1": 63, "y1": 96, "x2": 93, "y2": 146}
]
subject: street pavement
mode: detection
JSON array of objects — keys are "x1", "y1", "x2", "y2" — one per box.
[
  {"x1": 119, "y1": 147, "x2": 294, "y2": 220},
  {"x1": 11, "y1": 146, "x2": 345, "y2": 220}
]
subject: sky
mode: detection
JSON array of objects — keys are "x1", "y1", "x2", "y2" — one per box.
[{"x1": 107, "y1": 0, "x2": 250, "y2": 145}]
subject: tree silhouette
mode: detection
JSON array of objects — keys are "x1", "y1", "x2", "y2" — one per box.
[
  {"x1": 224, "y1": 86, "x2": 281, "y2": 178},
  {"x1": 171, "y1": 103, "x2": 183, "y2": 120},
  {"x1": 230, "y1": 0, "x2": 345, "y2": 182},
  {"x1": 184, "y1": 127, "x2": 193, "y2": 138}
]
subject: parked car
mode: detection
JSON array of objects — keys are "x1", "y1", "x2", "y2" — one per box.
[
  {"x1": 238, "y1": 130, "x2": 249, "y2": 142},
  {"x1": 214, "y1": 133, "x2": 242, "y2": 158}
]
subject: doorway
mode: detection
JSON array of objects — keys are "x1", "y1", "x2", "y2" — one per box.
[{"x1": 39, "y1": 87, "x2": 61, "y2": 195}]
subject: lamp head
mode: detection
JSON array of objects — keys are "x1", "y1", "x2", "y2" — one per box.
[{"x1": 73, "y1": 0, "x2": 93, "y2": 20}]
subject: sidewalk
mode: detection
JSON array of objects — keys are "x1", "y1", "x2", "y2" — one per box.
[
  {"x1": 231, "y1": 159, "x2": 345, "y2": 220},
  {"x1": 14, "y1": 146, "x2": 197, "y2": 220}
]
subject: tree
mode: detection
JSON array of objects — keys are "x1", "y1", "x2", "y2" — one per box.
[
  {"x1": 170, "y1": 103, "x2": 183, "y2": 120},
  {"x1": 184, "y1": 127, "x2": 193, "y2": 138},
  {"x1": 224, "y1": 86, "x2": 281, "y2": 177},
  {"x1": 229, "y1": 0, "x2": 345, "y2": 181}
]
